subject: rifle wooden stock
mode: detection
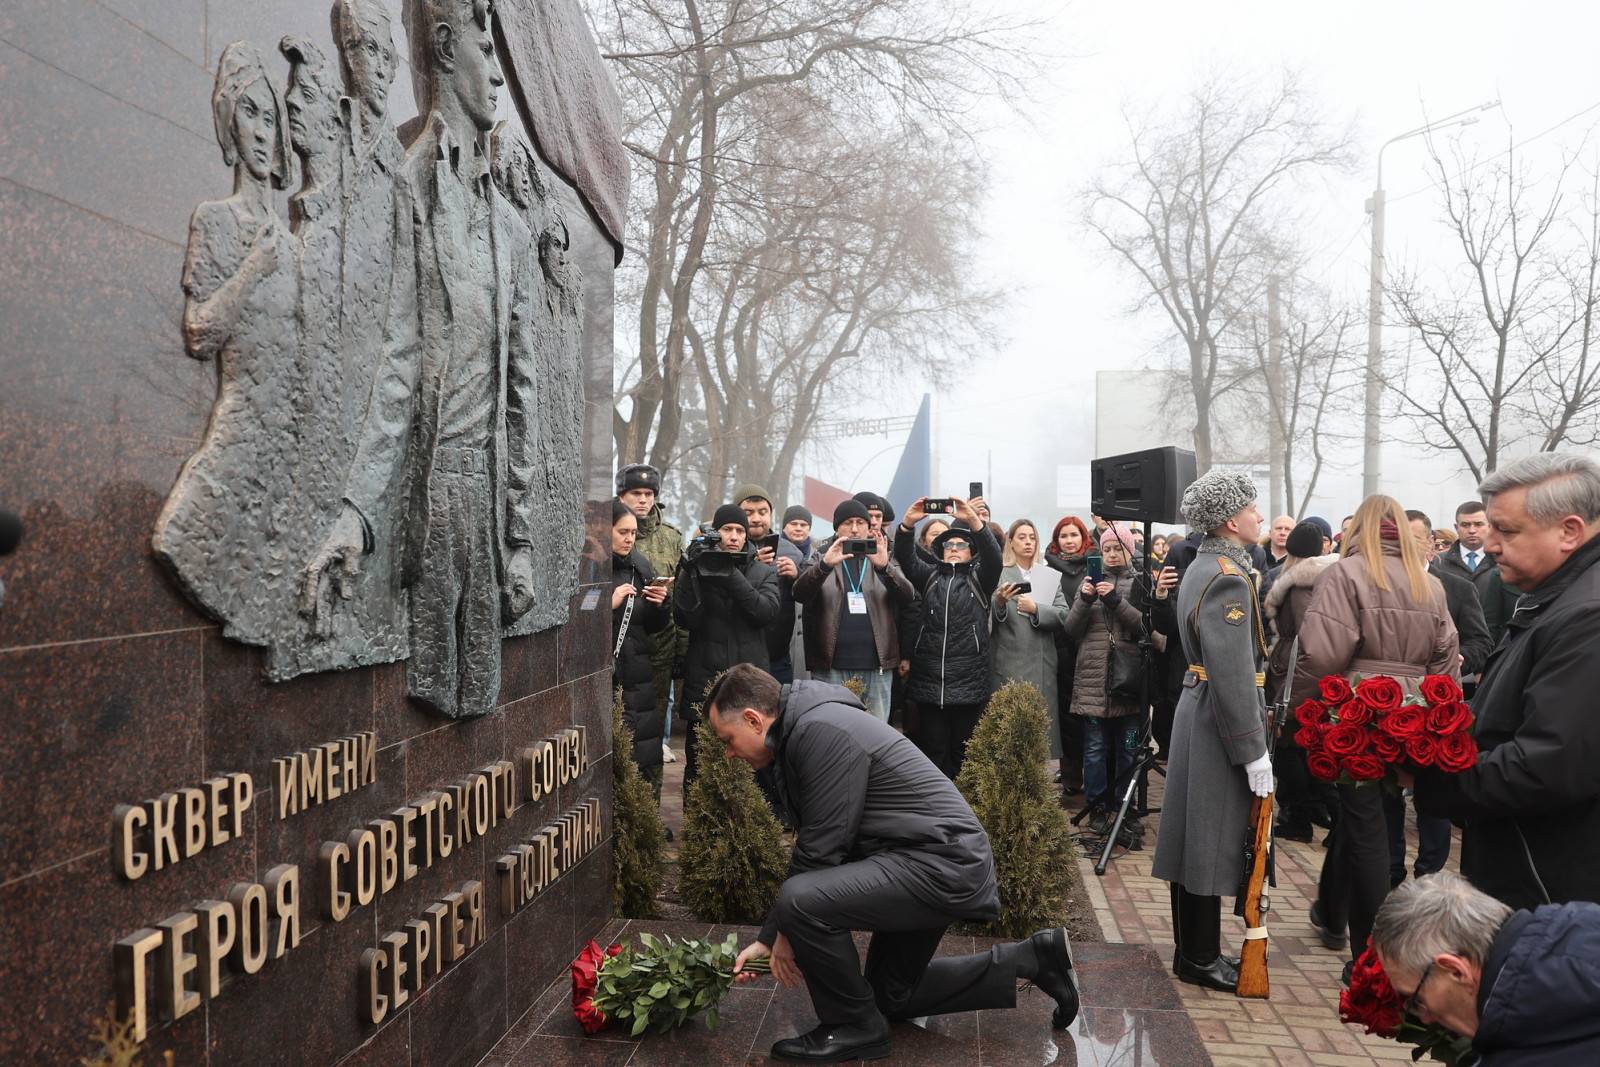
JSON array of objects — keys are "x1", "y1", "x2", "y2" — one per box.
[{"x1": 1235, "y1": 791, "x2": 1275, "y2": 999}]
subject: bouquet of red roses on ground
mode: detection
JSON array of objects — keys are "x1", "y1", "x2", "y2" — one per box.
[
  {"x1": 571, "y1": 931, "x2": 770, "y2": 1037},
  {"x1": 1294, "y1": 673, "x2": 1477, "y2": 787},
  {"x1": 1339, "y1": 946, "x2": 1472, "y2": 1064}
]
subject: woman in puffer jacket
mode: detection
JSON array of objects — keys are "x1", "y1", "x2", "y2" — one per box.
[
  {"x1": 894, "y1": 496, "x2": 1002, "y2": 779},
  {"x1": 611, "y1": 500, "x2": 672, "y2": 785},
  {"x1": 1064, "y1": 526, "x2": 1147, "y2": 833},
  {"x1": 1294, "y1": 494, "x2": 1459, "y2": 970}
]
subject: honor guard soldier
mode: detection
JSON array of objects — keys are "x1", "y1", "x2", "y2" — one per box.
[{"x1": 1151, "y1": 471, "x2": 1274, "y2": 993}]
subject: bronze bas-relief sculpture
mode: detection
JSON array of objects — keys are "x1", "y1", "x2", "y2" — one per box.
[{"x1": 155, "y1": 0, "x2": 587, "y2": 718}]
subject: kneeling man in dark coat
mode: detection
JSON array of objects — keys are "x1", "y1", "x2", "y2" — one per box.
[{"x1": 709, "y1": 664, "x2": 1078, "y2": 1063}]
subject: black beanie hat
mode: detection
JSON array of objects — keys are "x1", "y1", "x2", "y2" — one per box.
[
  {"x1": 711, "y1": 503, "x2": 749, "y2": 531},
  {"x1": 833, "y1": 499, "x2": 871, "y2": 527},
  {"x1": 1286, "y1": 520, "x2": 1326, "y2": 560},
  {"x1": 783, "y1": 505, "x2": 813, "y2": 526}
]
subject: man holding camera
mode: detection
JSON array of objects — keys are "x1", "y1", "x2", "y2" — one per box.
[
  {"x1": 735, "y1": 484, "x2": 806, "y2": 684},
  {"x1": 673, "y1": 502, "x2": 780, "y2": 786},
  {"x1": 794, "y1": 499, "x2": 915, "y2": 720}
]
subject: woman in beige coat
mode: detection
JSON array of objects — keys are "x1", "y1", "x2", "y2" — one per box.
[{"x1": 1293, "y1": 495, "x2": 1460, "y2": 969}]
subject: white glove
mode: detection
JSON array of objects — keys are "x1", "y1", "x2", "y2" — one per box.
[{"x1": 1244, "y1": 753, "x2": 1274, "y2": 798}]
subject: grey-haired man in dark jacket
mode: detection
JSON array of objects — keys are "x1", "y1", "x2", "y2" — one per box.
[{"x1": 710, "y1": 666, "x2": 1077, "y2": 1064}]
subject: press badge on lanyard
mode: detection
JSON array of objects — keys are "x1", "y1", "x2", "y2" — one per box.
[{"x1": 845, "y1": 559, "x2": 868, "y2": 614}]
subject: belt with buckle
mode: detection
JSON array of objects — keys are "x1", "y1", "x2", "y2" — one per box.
[
  {"x1": 434, "y1": 447, "x2": 488, "y2": 474},
  {"x1": 1186, "y1": 664, "x2": 1266, "y2": 687}
]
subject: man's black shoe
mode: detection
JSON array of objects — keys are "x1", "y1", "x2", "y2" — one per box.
[
  {"x1": 770, "y1": 1020, "x2": 891, "y2": 1063},
  {"x1": 1309, "y1": 901, "x2": 1348, "y2": 951},
  {"x1": 1173, "y1": 953, "x2": 1239, "y2": 993},
  {"x1": 1274, "y1": 820, "x2": 1314, "y2": 843},
  {"x1": 1023, "y1": 927, "x2": 1079, "y2": 1029}
]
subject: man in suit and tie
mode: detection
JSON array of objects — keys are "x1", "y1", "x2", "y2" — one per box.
[{"x1": 1433, "y1": 501, "x2": 1521, "y2": 648}]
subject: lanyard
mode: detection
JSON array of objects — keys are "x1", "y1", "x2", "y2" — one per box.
[{"x1": 843, "y1": 557, "x2": 867, "y2": 596}]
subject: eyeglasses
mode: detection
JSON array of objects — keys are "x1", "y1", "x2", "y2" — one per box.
[{"x1": 1402, "y1": 961, "x2": 1435, "y2": 1018}]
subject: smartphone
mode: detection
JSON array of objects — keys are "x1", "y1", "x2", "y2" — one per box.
[
  {"x1": 843, "y1": 538, "x2": 876, "y2": 556},
  {"x1": 647, "y1": 576, "x2": 673, "y2": 588},
  {"x1": 924, "y1": 498, "x2": 953, "y2": 514},
  {"x1": 1012, "y1": 580, "x2": 1032, "y2": 595},
  {"x1": 756, "y1": 533, "x2": 781, "y2": 552},
  {"x1": 1086, "y1": 551, "x2": 1103, "y2": 583},
  {"x1": 969, "y1": 481, "x2": 984, "y2": 500}
]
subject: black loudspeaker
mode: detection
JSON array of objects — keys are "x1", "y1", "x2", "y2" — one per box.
[{"x1": 1090, "y1": 447, "x2": 1197, "y2": 525}]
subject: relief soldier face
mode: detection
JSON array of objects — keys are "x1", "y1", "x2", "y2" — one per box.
[
  {"x1": 452, "y1": 7, "x2": 503, "y2": 132},
  {"x1": 234, "y1": 78, "x2": 281, "y2": 182},
  {"x1": 285, "y1": 62, "x2": 339, "y2": 159},
  {"x1": 342, "y1": 14, "x2": 396, "y2": 120}
]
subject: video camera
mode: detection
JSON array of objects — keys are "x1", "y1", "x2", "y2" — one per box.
[{"x1": 683, "y1": 523, "x2": 739, "y2": 575}]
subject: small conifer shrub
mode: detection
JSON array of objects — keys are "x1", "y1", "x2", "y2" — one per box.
[
  {"x1": 611, "y1": 690, "x2": 665, "y2": 918},
  {"x1": 678, "y1": 709, "x2": 788, "y2": 924},
  {"x1": 956, "y1": 682, "x2": 1077, "y2": 938}
]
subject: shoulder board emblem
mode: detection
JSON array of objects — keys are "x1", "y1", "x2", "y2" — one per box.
[
  {"x1": 1216, "y1": 557, "x2": 1241, "y2": 576},
  {"x1": 1224, "y1": 603, "x2": 1246, "y2": 625}
]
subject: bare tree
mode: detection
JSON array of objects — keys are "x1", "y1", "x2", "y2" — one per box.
[
  {"x1": 1385, "y1": 137, "x2": 1600, "y2": 480},
  {"x1": 593, "y1": 0, "x2": 1033, "y2": 505},
  {"x1": 1234, "y1": 281, "x2": 1362, "y2": 517},
  {"x1": 1082, "y1": 71, "x2": 1354, "y2": 471}
]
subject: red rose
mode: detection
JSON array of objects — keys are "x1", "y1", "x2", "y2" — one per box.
[
  {"x1": 1435, "y1": 731, "x2": 1479, "y2": 773},
  {"x1": 1372, "y1": 733, "x2": 1404, "y2": 764},
  {"x1": 1307, "y1": 751, "x2": 1341, "y2": 781},
  {"x1": 1292, "y1": 724, "x2": 1324, "y2": 750},
  {"x1": 1322, "y1": 722, "x2": 1368, "y2": 757},
  {"x1": 1426, "y1": 700, "x2": 1474, "y2": 736},
  {"x1": 1355, "y1": 675, "x2": 1405, "y2": 712},
  {"x1": 1380, "y1": 705, "x2": 1427, "y2": 741},
  {"x1": 1405, "y1": 735, "x2": 1438, "y2": 767},
  {"x1": 606, "y1": 943, "x2": 624, "y2": 957},
  {"x1": 1336, "y1": 699, "x2": 1376, "y2": 728},
  {"x1": 571, "y1": 941, "x2": 609, "y2": 1034},
  {"x1": 1339, "y1": 948, "x2": 1403, "y2": 1038},
  {"x1": 1420, "y1": 674, "x2": 1464, "y2": 705},
  {"x1": 1319, "y1": 675, "x2": 1354, "y2": 705},
  {"x1": 1343, "y1": 753, "x2": 1386, "y2": 781},
  {"x1": 1295, "y1": 699, "x2": 1331, "y2": 727}
]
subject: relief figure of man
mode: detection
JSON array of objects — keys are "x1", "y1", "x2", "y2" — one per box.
[{"x1": 305, "y1": 0, "x2": 539, "y2": 719}]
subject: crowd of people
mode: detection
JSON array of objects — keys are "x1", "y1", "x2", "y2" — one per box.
[{"x1": 607, "y1": 452, "x2": 1600, "y2": 1064}]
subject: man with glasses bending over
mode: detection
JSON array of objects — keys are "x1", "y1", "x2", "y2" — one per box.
[{"x1": 1370, "y1": 872, "x2": 1600, "y2": 1064}]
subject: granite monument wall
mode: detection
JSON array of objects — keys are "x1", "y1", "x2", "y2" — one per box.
[{"x1": 0, "y1": 0, "x2": 624, "y2": 1062}]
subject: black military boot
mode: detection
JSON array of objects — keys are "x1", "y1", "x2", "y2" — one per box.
[{"x1": 1172, "y1": 886, "x2": 1239, "y2": 993}]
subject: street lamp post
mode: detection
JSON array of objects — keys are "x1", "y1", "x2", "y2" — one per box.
[{"x1": 1362, "y1": 101, "x2": 1500, "y2": 498}]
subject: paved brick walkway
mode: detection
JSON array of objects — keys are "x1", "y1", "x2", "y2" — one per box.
[{"x1": 1074, "y1": 766, "x2": 1460, "y2": 1066}]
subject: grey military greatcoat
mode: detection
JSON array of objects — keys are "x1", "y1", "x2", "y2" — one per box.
[{"x1": 1151, "y1": 544, "x2": 1269, "y2": 898}]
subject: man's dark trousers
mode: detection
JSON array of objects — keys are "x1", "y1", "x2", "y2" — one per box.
[
  {"x1": 774, "y1": 855, "x2": 1023, "y2": 1027},
  {"x1": 1382, "y1": 791, "x2": 1451, "y2": 881}
]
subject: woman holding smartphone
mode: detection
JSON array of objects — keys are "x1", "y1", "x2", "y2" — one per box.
[
  {"x1": 1064, "y1": 527, "x2": 1148, "y2": 834},
  {"x1": 990, "y1": 520, "x2": 1068, "y2": 759},
  {"x1": 611, "y1": 500, "x2": 673, "y2": 787}
]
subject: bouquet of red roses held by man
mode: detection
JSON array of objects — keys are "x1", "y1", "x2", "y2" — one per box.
[
  {"x1": 1294, "y1": 673, "x2": 1476, "y2": 787},
  {"x1": 1340, "y1": 946, "x2": 1472, "y2": 1064}
]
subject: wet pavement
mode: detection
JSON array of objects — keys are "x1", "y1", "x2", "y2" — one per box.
[{"x1": 483, "y1": 918, "x2": 1210, "y2": 1066}]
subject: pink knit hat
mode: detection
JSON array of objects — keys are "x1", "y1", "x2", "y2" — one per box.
[{"x1": 1099, "y1": 526, "x2": 1137, "y2": 554}]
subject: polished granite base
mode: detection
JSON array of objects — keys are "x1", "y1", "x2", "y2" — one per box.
[{"x1": 482, "y1": 920, "x2": 1211, "y2": 1066}]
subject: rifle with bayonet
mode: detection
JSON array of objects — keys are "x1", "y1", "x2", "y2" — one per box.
[{"x1": 1234, "y1": 635, "x2": 1296, "y2": 999}]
